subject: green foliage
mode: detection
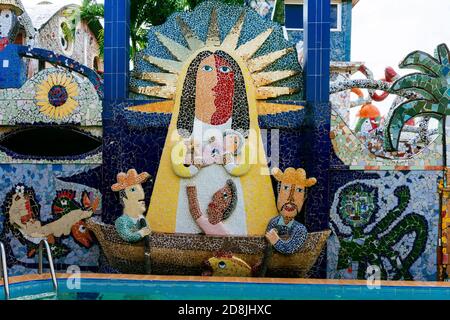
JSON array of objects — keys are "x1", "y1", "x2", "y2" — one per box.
[
  {"x1": 60, "y1": 22, "x2": 75, "y2": 43},
  {"x1": 384, "y1": 43, "x2": 450, "y2": 151},
  {"x1": 80, "y1": 0, "x2": 104, "y2": 21},
  {"x1": 273, "y1": 0, "x2": 285, "y2": 25},
  {"x1": 80, "y1": 0, "x2": 248, "y2": 58},
  {"x1": 129, "y1": 0, "x2": 244, "y2": 57},
  {"x1": 129, "y1": 0, "x2": 183, "y2": 55},
  {"x1": 79, "y1": 0, "x2": 104, "y2": 58},
  {"x1": 181, "y1": 0, "x2": 244, "y2": 10},
  {"x1": 98, "y1": 28, "x2": 104, "y2": 59}
]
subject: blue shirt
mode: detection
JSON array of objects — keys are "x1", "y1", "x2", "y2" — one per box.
[
  {"x1": 115, "y1": 214, "x2": 147, "y2": 243},
  {"x1": 266, "y1": 216, "x2": 308, "y2": 255}
]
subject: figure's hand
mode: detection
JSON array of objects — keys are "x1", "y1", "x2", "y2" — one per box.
[
  {"x1": 184, "y1": 139, "x2": 202, "y2": 165},
  {"x1": 265, "y1": 229, "x2": 280, "y2": 245},
  {"x1": 80, "y1": 209, "x2": 94, "y2": 220},
  {"x1": 139, "y1": 227, "x2": 152, "y2": 237},
  {"x1": 223, "y1": 152, "x2": 234, "y2": 165},
  {"x1": 224, "y1": 133, "x2": 242, "y2": 155}
]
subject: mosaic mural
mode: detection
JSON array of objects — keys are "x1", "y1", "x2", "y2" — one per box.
[
  {"x1": 128, "y1": 1, "x2": 304, "y2": 236},
  {"x1": 0, "y1": 164, "x2": 102, "y2": 276},
  {"x1": 384, "y1": 44, "x2": 450, "y2": 152},
  {"x1": 329, "y1": 47, "x2": 448, "y2": 170},
  {"x1": 0, "y1": 0, "x2": 447, "y2": 283},
  {"x1": 327, "y1": 171, "x2": 440, "y2": 281},
  {"x1": 94, "y1": 1, "x2": 330, "y2": 278},
  {"x1": 0, "y1": 0, "x2": 103, "y2": 276}
]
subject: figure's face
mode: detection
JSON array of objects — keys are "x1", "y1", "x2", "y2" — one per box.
[
  {"x1": 195, "y1": 54, "x2": 235, "y2": 125},
  {"x1": 9, "y1": 189, "x2": 34, "y2": 226},
  {"x1": 207, "y1": 181, "x2": 234, "y2": 225},
  {"x1": 0, "y1": 9, "x2": 14, "y2": 39},
  {"x1": 123, "y1": 184, "x2": 146, "y2": 217},
  {"x1": 277, "y1": 182, "x2": 305, "y2": 220}
]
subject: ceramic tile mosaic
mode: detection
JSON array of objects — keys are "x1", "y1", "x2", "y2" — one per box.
[
  {"x1": 0, "y1": 68, "x2": 102, "y2": 127},
  {"x1": 384, "y1": 44, "x2": 450, "y2": 151},
  {"x1": 0, "y1": 66, "x2": 102, "y2": 164},
  {"x1": 0, "y1": 0, "x2": 105, "y2": 277},
  {"x1": 0, "y1": 0, "x2": 447, "y2": 283},
  {"x1": 327, "y1": 170, "x2": 440, "y2": 281},
  {"x1": 100, "y1": 0, "x2": 331, "y2": 278},
  {"x1": 286, "y1": 0, "x2": 353, "y2": 62},
  {"x1": 330, "y1": 109, "x2": 445, "y2": 170},
  {"x1": 329, "y1": 44, "x2": 450, "y2": 170},
  {"x1": 0, "y1": 164, "x2": 102, "y2": 276}
]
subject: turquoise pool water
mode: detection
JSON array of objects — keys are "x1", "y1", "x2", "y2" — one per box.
[{"x1": 2, "y1": 278, "x2": 450, "y2": 300}]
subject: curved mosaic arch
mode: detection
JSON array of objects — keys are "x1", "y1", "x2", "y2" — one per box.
[{"x1": 129, "y1": 0, "x2": 304, "y2": 116}]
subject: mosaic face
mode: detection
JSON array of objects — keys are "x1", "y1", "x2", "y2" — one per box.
[
  {"x1": 195, "y1": 54, "x2": 235, "y2": 125},
  {"x1": 122, "y1": 184, "x2": 146, "y2": 217},
  {"x1": 0, "y1": 9, "x2": 14, "y2": 39},
  {"x1": 277, "y1": 182, "x2": 305, "y2": 220},
  {"x1": 337, "y1": 183, "x2": 377, "y2": 228},
  {"x1": 178, "y1": 50, "x2": 249, "y2": 137}
]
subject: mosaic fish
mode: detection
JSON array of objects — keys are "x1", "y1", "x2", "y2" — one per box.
[{"x1": 202, "y1": 252, "x2": 254, "y2": 277}]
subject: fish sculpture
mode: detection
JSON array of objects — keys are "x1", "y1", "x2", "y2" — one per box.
[{"x1": 202, "y1": 252, "x2": 259, "y2": 277}]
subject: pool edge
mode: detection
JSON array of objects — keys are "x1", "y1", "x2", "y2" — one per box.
[{"x1": 2, "y1": 273, "x2": 450, "y2": 289}]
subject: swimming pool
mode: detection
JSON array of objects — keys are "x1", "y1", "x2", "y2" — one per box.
[{"x1": 1, "y1": 274, "x2": 450, "y2": 300}]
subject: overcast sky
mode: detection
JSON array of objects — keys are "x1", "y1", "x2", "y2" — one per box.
[
  {"x1": 352, "y1": 0, "x2": 450, "y2": 76},
  {"x1": 351, "y1": 0, "x2": 450, "y2": 118}
]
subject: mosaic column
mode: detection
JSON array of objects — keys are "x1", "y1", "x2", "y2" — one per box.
[
  {"x1": 302, "y1": 0, "x2": 331, "y2": 231},
  {"x1": 103, "y1": 0, "x2": 130, "y2": 103},
  {"x1": 438, "y1": 117, "x2": 450, "y2": 280},
  {"x1": 300, "y1": 0, "x2": 332, "y2": 279},
  {"x1": 102, "y1": 0, "x2": 131, "y2": 223}
]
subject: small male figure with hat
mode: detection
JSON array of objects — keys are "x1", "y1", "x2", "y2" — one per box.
[
  {"x1": 111, "y1": 169, "x2": 152, "y2": 243},
  {"x1": 256, "y1": 167, "x2": 317, "y2": 277},
  {"x1": 265, "y1": 167, "x2": 317, "y2": 255}
]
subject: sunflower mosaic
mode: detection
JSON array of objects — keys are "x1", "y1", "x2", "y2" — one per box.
[{"x1": 35, "y1": 73, "x2": 79, "y2": 119}]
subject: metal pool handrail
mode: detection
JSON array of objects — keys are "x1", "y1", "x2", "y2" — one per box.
[
  {"x1": 38, "y1": 240, "x2": 58, "y2": 293},
  {"x1": 0, "y1": 242, "x2": 10, "y2": 300}
]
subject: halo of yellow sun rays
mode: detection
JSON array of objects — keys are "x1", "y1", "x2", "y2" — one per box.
[
  {"x1": 35, "y1": 73, "x2": 79, "y2": 119},
  {"x1": 129, "y1": 7, "x2": 303, "y2": 115}
]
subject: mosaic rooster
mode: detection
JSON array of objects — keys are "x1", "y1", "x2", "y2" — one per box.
[{"x1": 51, "y1": 190, "x2": 97, "y2": 248}]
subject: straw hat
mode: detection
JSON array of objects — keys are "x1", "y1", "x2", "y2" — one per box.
[
  {"x1": 0, "y1": 0, "x2": 25, "y2": 15},
  {"x1": 272, "y1": 167, "x2": 317, "y2": 188},
  {"x1": 111, "y1": 169, "x2": 150, "y2": 192}
]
